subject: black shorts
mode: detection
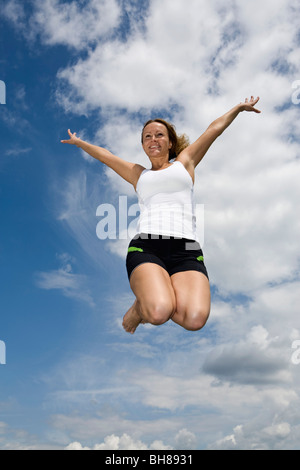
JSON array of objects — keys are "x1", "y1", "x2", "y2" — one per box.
[{"x1": 126, "y1": 233, "x2": 209, "y2": 281}]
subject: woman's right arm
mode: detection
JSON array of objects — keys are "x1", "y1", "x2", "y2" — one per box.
[{"x1": 61, "y1": 129, "x2": 145, "y2": 189}]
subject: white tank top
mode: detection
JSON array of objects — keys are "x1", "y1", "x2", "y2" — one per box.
[{"x1": 135, "y1": 161, "x2": 199, "y2": 241}]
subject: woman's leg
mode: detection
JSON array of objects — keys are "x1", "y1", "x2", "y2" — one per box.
[
  {"x1": 123, "y1": 263, "x2": 176, "y2": 334},
  {"x1": 170, "y1": 271, "x2": 211, "y2": 331}
]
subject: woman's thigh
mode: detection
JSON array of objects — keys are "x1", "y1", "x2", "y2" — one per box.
[
  {"x1": 171, "y1": 271, "x2": 211, "y2": 331},
  {"x1": 130, "y1": 263, "x2": 176, "y2": 325}
]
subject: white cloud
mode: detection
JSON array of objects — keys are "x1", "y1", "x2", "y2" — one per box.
[
  {"x1": 175, "y1": 429, "x2": 197, "y2": 450},
  {"x1": 52, "y1": 169, "x2": 117, "y2": 268},
  {"x1": 39, "y1": 307, "x2": 300, "y2": 450},
  {"x1": 35, "y1": 253, "x2": 95, "y2": 307},
  {"x1": 210, "y1": 419, "x2": 297, "y2": 450},
  {"x1": 202, "y1": 327, "x2": 291, "y2": 386},
  {"x1": 5, "y1": 147, "x2": 32, "y2": 157},
  {"x1": 0, "y1": 422, "x2": 7, "y2": 435},
  {"x1": 1, "y1": 0, "x2": 26, "y2": 25},
  {"x1": 65, "y1": 432, "x2": 176, "y2": 450},
  {"x1": 30, "y1": 0, "x2": 121, "y2": 50},
  {"x1": 50, "y1": 408, "x2": 187, "y2": 448},
  {"x1": 65, "y1": 441, "x2": 90, "y2": 450},
  {"x1": 64, "y1": 430, "x2": 196, "y2": 451},
  {"x1": 54, "y1": 0, "x2": 223, "y2": 115}
]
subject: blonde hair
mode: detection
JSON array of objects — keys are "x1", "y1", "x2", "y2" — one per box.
[{"x1": 142, "y1": 118, "x2": 190, "y2": 161}]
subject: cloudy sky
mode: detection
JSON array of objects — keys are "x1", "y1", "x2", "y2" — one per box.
[{"x1": 1, "y1": 0, "x2": 300, "y2": 450}]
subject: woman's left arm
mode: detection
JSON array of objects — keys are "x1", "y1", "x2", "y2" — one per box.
[{"x1": 178, "y1": 96, "x2": 261, "y2": 170}]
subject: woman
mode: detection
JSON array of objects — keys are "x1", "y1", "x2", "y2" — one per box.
[{"x1": 61, "y1": 96, "x2": 261, "y2": 334}]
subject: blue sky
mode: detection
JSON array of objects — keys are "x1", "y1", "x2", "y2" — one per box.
[{"x1": 1, "y1": 0, "x2": 300, "y2": 450}]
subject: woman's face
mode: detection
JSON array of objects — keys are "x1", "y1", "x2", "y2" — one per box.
[{"x1": 142, "y1": 122, "x2": 172, "y2": 159}]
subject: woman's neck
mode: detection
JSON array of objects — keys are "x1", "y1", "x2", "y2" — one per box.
[{"x1": 150, "y1": 155, "x2": 172, "y2": 171}]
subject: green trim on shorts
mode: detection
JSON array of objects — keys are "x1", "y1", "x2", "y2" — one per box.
[
  {"x1": 128, "y1": 247, "x2": 144, "y2": 253},
  {"x1": 197, "y1": 255, "x2": 204, "y2": 262}
]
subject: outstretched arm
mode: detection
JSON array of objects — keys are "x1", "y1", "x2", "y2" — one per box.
[
  {"x1": 61, "y1": 130, "x2": 145, "y2": 189},
  {"x1": 178, "y1": 96, "x2": 261, "y2": 170}
]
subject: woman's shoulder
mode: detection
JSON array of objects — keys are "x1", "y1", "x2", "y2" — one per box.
[
  {"x1": 174, "y1": 156, "x2": 195, "y2": 184},
  {"x1": 134, "y1": 164, "x2": 148, "y2": 191}
]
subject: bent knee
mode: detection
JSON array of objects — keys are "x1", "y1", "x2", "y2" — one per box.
[
  {"x1": 181, "y1": 308, "x2": 210, "y2": 332},
  {"x1": 144, "y1": 302, "x2": 175, "y2": 325}
]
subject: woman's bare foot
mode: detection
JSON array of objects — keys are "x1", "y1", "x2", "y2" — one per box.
[{"x1": 122, "y1": 300, "x2": 145, "y2": 334}]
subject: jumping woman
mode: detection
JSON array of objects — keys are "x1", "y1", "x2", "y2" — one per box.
[{"x1": 61, "y1": 96, "x2": 261, "y2": 334}]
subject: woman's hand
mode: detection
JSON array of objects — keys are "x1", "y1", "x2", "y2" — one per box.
[
  {"x1": 240, "y1": 96, "x2": 261, "y2": 113},
  {"x1": 61, "y1": 129, "x2": 82, "y2": 145}
]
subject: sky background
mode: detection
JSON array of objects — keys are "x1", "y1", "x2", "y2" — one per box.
[{"x1": 0, "y1": 0, "x2": 300, "y2": 450}]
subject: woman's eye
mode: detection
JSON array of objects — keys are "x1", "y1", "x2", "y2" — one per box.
[{"x1": 144, "y1": 132, "x2": 164, "y2": 139}]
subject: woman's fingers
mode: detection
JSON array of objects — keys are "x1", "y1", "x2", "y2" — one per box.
[
  {"x1": 243, "y1": 96, "x2": 261, "y2": 113},
  {"x1": 61, "y1": 129, "x2": 78, "y2": 144}
]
